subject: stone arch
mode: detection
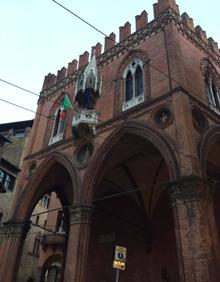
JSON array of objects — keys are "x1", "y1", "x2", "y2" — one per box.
[
  {"x1": 82, "y1": 120, "x2": 180, "y2": 203},
  {"x1": 13, "y1": 151, "x2": 80, "y2": 220},
  {"x1": 199, "y1": 125, "x2": 220, "y2": 178},
  {"x1": 114, "y1": 49, "x2": 151, "y2": 115},
  {"x1": 40, "y1": 254, "x2": 63, "y2": 282}
]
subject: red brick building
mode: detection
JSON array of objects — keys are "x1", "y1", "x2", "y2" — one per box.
[{"x1": 1, "y1": 0, "x2": 220, "y2": 281}]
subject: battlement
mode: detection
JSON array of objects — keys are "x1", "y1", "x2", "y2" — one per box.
[
  {"x1": 119, "y1": 22, "x2": 131, "y2": 42},
  {"x1": 181, "y1": 13, "x2": 194, "y2": 31},
  {"x1": 41, "y1": 0, "x2": 220, "y2": 92},
  {"x1": 136, "y1": 10, "x2": 148, "y2": 31},
  {"x1": 153, "y1": 0, "x2": 179, "y2": 18}
]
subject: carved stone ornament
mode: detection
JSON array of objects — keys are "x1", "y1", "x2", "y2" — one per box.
[
  {"x1": 153, "y1": 104, "x2": 173, "y2": 128},
  {"x1": 70, "y1": 205, "x2": 94, "y2": 225},
  {"x1": 191, "y1": 106, "x2": 209, "y2": 133},
  {"x1": 74, "y1": 142, "x2": 94, "y2": 168},
  {"x1": 168, "y1": 175, "x2": 214, "y2": 206}
]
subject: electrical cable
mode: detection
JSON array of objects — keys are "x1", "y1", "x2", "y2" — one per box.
[
  {"x1": 51, "y1": 0, "x2": 220, "y2": 113},
  {"x1": 0, "y1": 0, "x2": 219, "y2": 211},
  {"x1": 30, "y1": 179, "x2": 169, "y2": 217},
  {"x1": 30, "y1": 221, "x2": 65, "y2": 237}
]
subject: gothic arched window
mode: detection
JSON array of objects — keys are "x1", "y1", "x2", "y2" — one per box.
[
  {"x1": 123, "y1": 59, "x2": 144, "y2": 111},
  {"x1": 49, "y1": 106, "x2": 67, "y2": 145},
  {"x1": 205, "y1": 77, "x2": 220, "y2": 113},
  {"x1": 202, "y1": 59, "x2": 220, "y2": 115}
]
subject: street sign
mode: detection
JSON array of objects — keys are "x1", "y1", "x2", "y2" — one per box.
[
  {"x1": 113, "y1": 245, "x2": 127, "y2": 271},
  {"x1": 114, "y1": 245, "x2": 127, "y2": 262},
  {"x1": 113, "y1": 260, "x2": 126, "y2": 270}
]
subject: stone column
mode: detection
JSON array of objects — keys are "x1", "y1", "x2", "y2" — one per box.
[
  {"x1": 0, "y1": 220, "x2": 30, "y2": 282},
  {"x1": 169, "y1": 176, "x2": 220, "y2": 282},
  {"x1": 63, "y1": 205, "x2": 93, "y2": 282}
]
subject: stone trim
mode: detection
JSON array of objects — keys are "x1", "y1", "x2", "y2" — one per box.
[
  {"x1": 69, "y1": 205, "x2": 94, "y2": 225},
  {"x1": 0, "y1": 220, "x2": 30, "y2": 238},
  {"x1": 168, "y1": 175, "x2": 214, "y2": 205}
]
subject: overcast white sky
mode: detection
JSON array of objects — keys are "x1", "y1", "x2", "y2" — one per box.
[{"x1": 0, "y1": 0, "x2": 219, "y2": 124}]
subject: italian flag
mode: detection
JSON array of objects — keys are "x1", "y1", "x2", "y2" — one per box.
[{"x1": 62, "y1": 94, "x2": 73, "y2": 110}]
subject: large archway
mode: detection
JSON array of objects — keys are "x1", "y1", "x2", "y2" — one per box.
[
  {"x1": 1, "y1": 152, "x2": 80, "y2": 282},
  {"x1": 84, "y1": 122, "x2": 180, "y2": 281}
]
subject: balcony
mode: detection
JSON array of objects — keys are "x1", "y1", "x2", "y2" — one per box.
[
  {"x1": 41, "y1": 233, "x2": 65, "y2": 248},
  {"x1": 122, "y1": 93, "x2": 144, "y2": 112},
  {"x1": 72, "y1": 109, "x2": 98, "y2": 135}
]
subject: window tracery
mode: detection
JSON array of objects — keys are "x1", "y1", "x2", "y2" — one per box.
[
  {"x1": 123, "y1": 59, "x2": 144, "y2": 111},
  {"x1": 202, "y1": 59, "x2": 220, "y2": 115},
  {"x1": 114, "y1": 50, "x2": 150, "y2": 115}
]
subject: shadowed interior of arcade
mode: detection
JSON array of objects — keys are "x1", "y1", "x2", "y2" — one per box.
[
  {"x1": 86, "y1": 134, "x2": 179, "y2": 282},
  {"x1": 207, "y1": 139, "x2": 220, "y2": 247}
]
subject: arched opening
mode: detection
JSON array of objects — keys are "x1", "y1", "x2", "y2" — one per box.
[
  {"x1": 86, "y1": 132, "x2": 179, "y2": 281},
  {"x1": 135, "y1": 65, "x2": 143, "y2": 97},
  {"x1": 10, "y1": 154, "x2": 78, "y2": 282},
  {"x1": 125, "y1": 71, "x2": 133, "y2": 102},
  {"x1": 204, "y1": 133, "x2": 220, "y2": 243},
  {"x1": 40, "y1": 254, "x2": 63, "y2": 282}
]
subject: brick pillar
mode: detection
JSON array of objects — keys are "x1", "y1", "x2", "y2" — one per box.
[
  {"x1": 63, "y1": 205, "x2": 93, "y2": 282},
  {"x1": 169, "y1": 176, "x2": 220, "y2": 282},
  {"x1": 0, "y1": 220, "x2": 29, "y2": 282}
]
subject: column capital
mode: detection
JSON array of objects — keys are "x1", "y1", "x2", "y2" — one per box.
[
  {"x1": 0, "y1": 219, "x2": 30, "y2": 238},
  {"x1": 69, "y1": 204, "x2": 94, "y2": 225},
  {"x1": 168, "y1": 175, "x2": 215, "y2": 205}
]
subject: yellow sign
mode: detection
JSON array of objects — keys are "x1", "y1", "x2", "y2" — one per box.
[
  {"x1": 113, "y1": 260, "x2": 126, "y2": 270},
  {"x1": 114, "y1": 245, "x2": 127, "y2": 262}
]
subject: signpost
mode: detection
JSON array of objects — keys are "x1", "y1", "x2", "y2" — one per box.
[{"x1": 113, "y1": 245, "x2": 127, "y2": 282}]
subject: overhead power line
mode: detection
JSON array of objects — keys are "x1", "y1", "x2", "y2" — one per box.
[
  {"x1": 0, "y1": 1, "x2": 218, "y2": 170},
  {"x1": 0, "y1": 78, "x2": 39, "y2": 97}
]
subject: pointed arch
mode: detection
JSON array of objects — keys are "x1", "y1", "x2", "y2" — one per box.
[
  {"x1": 115, "y1": 49, "x2": 151, "y2": 114},
  {"x1": 13, "y1": 151, "x2": 80, "y2": 219},
  {"x1": 199, "y1": 125, "x2": 220, "y2": 178},
  {"x1": 81, "y1": 120, "x2": 180, "y2": 203},
  {"x1": 201, "y1": 58, "x2": 220, "y2": 114}
]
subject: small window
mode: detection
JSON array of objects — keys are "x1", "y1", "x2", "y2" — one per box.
[
  {"x1": 4, "y1": 175, "x2": 10, "y2": 190},
  {"x1": 206, "y1": 78, "x2": 220, "y2": 114},
  {"x1": 40, "y1": 194, "x2": 50, "y2": 209},
  {"x1": 33, "y1": 236, "x2": 41, "y2": 255},
  {"x1": 36, "y1": 216, "x2": 40, "y2": 225},
  {"x1": 0, "y1": 170, "x2": 4, "y2": 182},
  {"x1": 15, "y1": 130, "x2": 25, "y2": 137},
  {"x1": 49, "y1": 104, "x2": 67, "y2": 145},
  {"x1": 56, "y1": 211, "x2": 65, "y2": 233}
]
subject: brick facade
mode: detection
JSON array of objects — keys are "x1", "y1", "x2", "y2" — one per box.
[{"x1": 1, "y1": 0, "x2": 220, "y2": 281}]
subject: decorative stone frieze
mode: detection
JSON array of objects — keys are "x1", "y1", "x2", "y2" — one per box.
[
  {"x1": 69, "y1": 205, "x2": 94, "y2": 225},
  {"x1": 0, "y1": 220, "x2": 30, "y2": 238},
  {"x1": 168, "y1": 175, "x2": 214, "y2": 205}
]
